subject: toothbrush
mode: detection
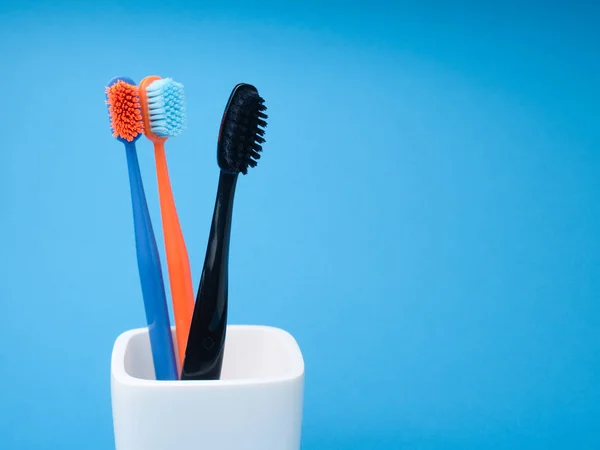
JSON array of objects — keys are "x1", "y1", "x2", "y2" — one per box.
[
  {"x1": 138, "y1": 75, "x2": 195, "y2": 371},
  {"x1": 105, "y1": 76, "x2": 178, "y2": 381},
  {"x1": 181, "y1": 83, "x2": 268, "y2": 380}
]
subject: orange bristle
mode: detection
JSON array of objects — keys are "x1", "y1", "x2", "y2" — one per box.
[{"x1": 106, "y1": 80, "x2": 144, "y2": 142}]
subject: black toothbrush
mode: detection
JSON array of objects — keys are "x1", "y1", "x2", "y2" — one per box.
[{"x1": 181, "y1": 83, "x2": 267, "y2": 380}]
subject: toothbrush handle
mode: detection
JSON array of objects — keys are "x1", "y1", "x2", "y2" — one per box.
[
  {"x1": 154, "y1": 142, "x2": 195, "y2": 370},
  {"x1": 181, "y1": 171, "x2": 237, "y2": 380},
  {"x1": 124, "y1": 142, "x2": 178, "y2": 381}
]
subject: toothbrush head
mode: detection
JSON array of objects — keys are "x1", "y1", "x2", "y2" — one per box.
[
  {"x1": 217, "y1": 83, "x2": 267, "y2": 175},
  {"x1": 105, "y1": 77, "x2": 144, "y2": 143},
  {"x1": 139, "y1": 75, "x2": 186, "y2": 143}
]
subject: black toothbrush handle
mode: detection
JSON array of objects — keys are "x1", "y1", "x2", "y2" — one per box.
[{"x1": 181, "y1": 171, "x2": 238, "y2": 380}]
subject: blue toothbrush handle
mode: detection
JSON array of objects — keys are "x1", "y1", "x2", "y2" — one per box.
[{"x1": 124, "y1": 141, "x2": 178, "y2": 381}]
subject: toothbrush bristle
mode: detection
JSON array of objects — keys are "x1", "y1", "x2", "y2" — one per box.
[
  {"x1": 106, "y1": 80, "x2": 144, "y2": 142},
  {"x1": 145, "y1": 78, "x2": 186, "y2": 137},
  {"x1": 218, "y1": 83, "x2": 267, "y2": 175}
]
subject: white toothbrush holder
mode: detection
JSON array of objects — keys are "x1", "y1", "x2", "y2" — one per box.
[{"x1": 110, "y1": 325, "x2": 305, "y2": 450}]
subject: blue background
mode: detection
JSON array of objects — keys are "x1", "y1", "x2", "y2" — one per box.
[{"x1": 1, "y1": 2, "x2": 599, "y2": 449}]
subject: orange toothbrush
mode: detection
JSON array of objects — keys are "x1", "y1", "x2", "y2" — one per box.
[{"x1": 139, "y1": 75, "x2": 194, "y2": 372}]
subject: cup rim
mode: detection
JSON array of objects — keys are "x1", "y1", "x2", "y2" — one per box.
[{"x1": 111, "y1": 324, "x2": 305, "y2": 388}]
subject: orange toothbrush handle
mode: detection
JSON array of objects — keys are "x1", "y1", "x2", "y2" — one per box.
[{"x1": 154, "y1": 141, "x2": 195, "y2": 370}]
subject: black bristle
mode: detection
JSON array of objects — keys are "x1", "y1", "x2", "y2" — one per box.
[{"x1": 217, "y1": 83, "x2": 268, "y2": 174}]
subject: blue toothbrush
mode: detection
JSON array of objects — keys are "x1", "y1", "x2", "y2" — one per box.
[{"x1": 105, "y1": 76, "x2": 178, "y2": 381}]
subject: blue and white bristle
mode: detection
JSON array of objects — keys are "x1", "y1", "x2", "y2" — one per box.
[{"x1": 146, "y1": 78, "x2": 186, "y2": 137}]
